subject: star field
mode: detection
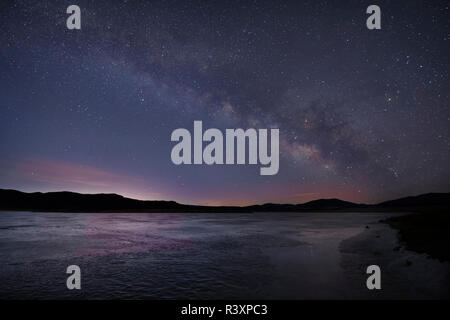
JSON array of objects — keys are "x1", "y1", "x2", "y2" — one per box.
[{"x1": 0, "y1": 0, "x2": 449, "y2": 205}]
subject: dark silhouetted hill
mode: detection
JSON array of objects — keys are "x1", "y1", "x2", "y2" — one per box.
[
  {"x1": 1, "y1": 188, "x2": 449, "y2": 213},
  {"x1": 376, "y1": 193, "x2": 450, "y2": 208},
  {"x1": 247, "y1": 198, "x2": 364, "y2": 212},
  {"x1": 0, "y1": 189, "x2": 245, "y2": 213}
]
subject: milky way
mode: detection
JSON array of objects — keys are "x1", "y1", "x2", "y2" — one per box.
[{"x1": 0, "y1": 0, "x2": 449, "y2": 205}]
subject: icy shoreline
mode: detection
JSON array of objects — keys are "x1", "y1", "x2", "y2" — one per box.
[{"x1": 339, "y1": 218, "x2": 450, "y2": 299}]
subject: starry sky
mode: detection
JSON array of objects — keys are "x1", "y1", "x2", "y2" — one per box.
[{"x1": 0, "y1": 0, "x2": 449, "y2": 205}]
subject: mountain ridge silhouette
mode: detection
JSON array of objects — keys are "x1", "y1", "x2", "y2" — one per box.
[{"x1": 1, "y1": 188, "x2": 449, "y2": 213}]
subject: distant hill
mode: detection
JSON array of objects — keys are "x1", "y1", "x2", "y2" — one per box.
[
  {"x1": 0, "y1": 189, "x2": 244, "y2": 213},
  {"x1": 247, "y1": 198, "x2": 363, "y2": 212},
  {"x1": 376, "y1": 193, "x2": 450, "y2": 208},
  {"x1": 0, "y1": 189, "x2": 449, "y2": 213}
]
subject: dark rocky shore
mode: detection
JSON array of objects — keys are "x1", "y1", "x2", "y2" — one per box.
[{"x1": 384, "y1": 209, "x2": 450, "y2": 262}]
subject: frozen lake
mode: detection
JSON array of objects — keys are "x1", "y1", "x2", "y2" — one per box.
[{"x1": 0, "y1": 211, "x2": 448, "y2": 299}]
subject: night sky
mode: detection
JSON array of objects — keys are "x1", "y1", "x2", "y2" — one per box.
[{"x1": 0, "y1": 0, "x2": 449, "y2": 205}]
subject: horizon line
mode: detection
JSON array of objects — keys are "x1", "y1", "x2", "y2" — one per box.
[{"x1": 1, "y1": 187, "x2": 448, "y2": 208}]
